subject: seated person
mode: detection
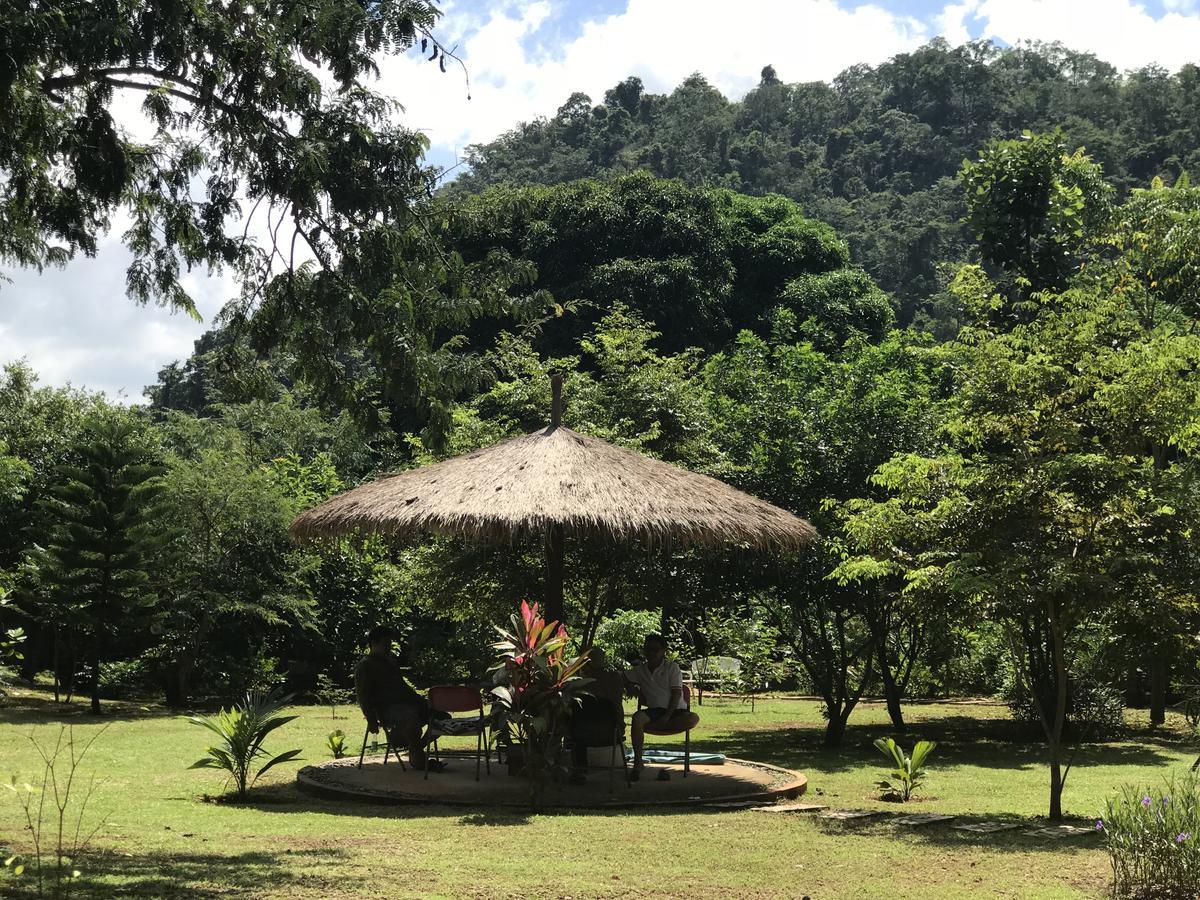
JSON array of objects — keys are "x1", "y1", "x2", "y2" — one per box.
[
  {"x1": 354, "y1": 625, "x2": 444, "y2": 772},
  {"x1": 568, "y1": 648, "x2": 625, "y2": 782},
  {"x1": 624, "y1": 633, "x2": 688, "y2": 780}
]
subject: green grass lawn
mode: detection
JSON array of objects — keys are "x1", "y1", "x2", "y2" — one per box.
[{"x1": 1, "y1": 685, "x2": 1193, "y2": 898}]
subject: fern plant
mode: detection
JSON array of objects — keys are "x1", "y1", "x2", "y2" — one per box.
[
  {"x1": 873, "y1": 737, "x2": 937, "y2": 801},
  {"x1": 188, "y1": 688, "x2": 303, "y2": 798}
]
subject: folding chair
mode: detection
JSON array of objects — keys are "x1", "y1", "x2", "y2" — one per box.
[
  {"x1": 638, "y1": 684, "x2": 701, "y2": 776},
  {"x1": 568, "y1": 698, "x2": 630, "y2": 793},
  {"x1": 425, "y1": 685, "x2": 492, "y2": 781},
  {"x1": 357, "y1": 721, "x2": 407, "y2": 771}
]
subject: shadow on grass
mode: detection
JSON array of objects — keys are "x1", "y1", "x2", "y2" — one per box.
[
  {"x1": 693, "y1": 712, "x2": 1181, "y2": 777},
  {"x1": 5, "y1": 848, "x2": 356, "y2": 899},
  {"x1": 798, "y1": 811, "x2": 1108, "y2": 857}
]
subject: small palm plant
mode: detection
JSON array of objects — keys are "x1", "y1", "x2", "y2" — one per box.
[
  {"x1": 188, "y1": 688, "x2": 303, "y2": 799},
  {"x1": 874, "y1": 737, "x2": 937, "y2": 801}
]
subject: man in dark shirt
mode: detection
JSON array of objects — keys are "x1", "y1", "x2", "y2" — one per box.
[{"x1": 354, "y1": 625, "x2": 442, "y2": 772}]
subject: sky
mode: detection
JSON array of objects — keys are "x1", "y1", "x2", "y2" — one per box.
[{"x1": 3, "y1": 0, "x2": 1200, "y2": 402}]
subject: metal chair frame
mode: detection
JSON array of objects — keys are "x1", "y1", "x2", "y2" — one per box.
[
  {"x1": 635, "y1": 683, "x2": 698, "y2": 777},
  {"x1": 425, "y1": 684, "x2": 493, "y2": 781}
]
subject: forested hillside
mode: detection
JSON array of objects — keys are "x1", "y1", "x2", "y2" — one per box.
[{"x1": 451, "y1": 39, "x2": 1200, "y2": 328}]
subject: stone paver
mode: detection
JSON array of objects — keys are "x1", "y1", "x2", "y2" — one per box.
[
  {"x1": 819, "y1": 808, "x2": 889, "y2": 821},
  {"x1": 953, "y1": 821, "x2": 1021, "y2": 833},
  {"x1": 893, "y1": 813, "x2": 957, "y2": 826},
  {"x1": 753, "y1": 803, "x2": 828, "y2": 813}
]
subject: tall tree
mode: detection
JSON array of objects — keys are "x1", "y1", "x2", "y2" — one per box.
[
  {"x1": 24, "y1": 410, "x2": 168, "y2": 712},
  {"x1": 2, "y1": 0, "x2": 449, "y2": 317}
]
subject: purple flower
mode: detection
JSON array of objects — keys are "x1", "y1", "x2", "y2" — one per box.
[
  {"x1": 1164, "y1": 797, "x2": 1171, "y2": 807},
  {"x1": 1096, "y1": 819, "x2": 1104, "y2": 831},
  {"x1": 1177, "y1": 833, "x2": 1190, "y2": 843},
  {"x1": 1143, "y1": 796, "x2": 1153, "y2": 808}
]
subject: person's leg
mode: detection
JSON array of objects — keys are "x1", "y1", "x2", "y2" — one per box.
[
  {"x1": 630, "y1": 710, "x2": 649, "y2": 771},
  {"x1": 385, "y1": 704, "x2": 429, "y2": 769}
]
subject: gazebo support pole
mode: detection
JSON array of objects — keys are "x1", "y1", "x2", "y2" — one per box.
[
  {"x1": 545, "y1": 523, "x2": 565, "y2": 625},
  {"x1": 544, "y1": 372, "x2": 566, "y2": 624}
]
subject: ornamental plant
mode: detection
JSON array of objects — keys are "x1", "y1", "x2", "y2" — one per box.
[
  {"x1": 1103, "y1": 773, "x2": 1200, "y2": 898},
  {"x1": 489, "y1": 601, "x2": 590, "y2": 803},
  {"x1": 873, "y1": 737, "x2": 937, "y2": 802},
  {"x1": 188, "y1": 688, "x2": 303, "y2": 799}
]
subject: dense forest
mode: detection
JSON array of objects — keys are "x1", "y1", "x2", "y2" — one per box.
[
  {"x1": 452, "y1": 40, "x2": 1200, "y2": 330},
  {"x1": 5, "y1": 28, "x2": 1200, "y2": 822}
]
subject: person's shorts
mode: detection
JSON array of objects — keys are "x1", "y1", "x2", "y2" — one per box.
[{"x1": 641, "y1": 707, "x2": 671, "y2": 724}]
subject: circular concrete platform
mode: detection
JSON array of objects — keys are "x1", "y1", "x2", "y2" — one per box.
[{"x1": 297, "y1": 753, "x2": 807, "y2": 809}]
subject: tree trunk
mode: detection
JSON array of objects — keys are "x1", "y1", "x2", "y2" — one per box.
[
  {"x1": 1150, "y1": 650, "x2": 1168, "y2": 727},
  {"x1": 90, "y1": 641, "x2": 102, "y2": 714},
  {"x1": 823, "y1": 703, "x2": 848, "y2": 747},
  {"x1": 1047, "y1": 601, "x2": 1069, "y2": 822},
  {"x1": 1048, "y1": 744, "x2": 1064, "y2": 822},
  {"x1": 878, "y1": 644, "x2": 906, "y2": 733},
  {"x1": 173, "y1": 647, "x2": 199, "y2": 708}
]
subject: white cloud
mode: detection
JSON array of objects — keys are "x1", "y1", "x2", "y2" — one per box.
[
  {"x1": 972, "y1": 0, "x2": 1200, "y2": 72},
  {"x1": 936, "y1": 0, "x2": 982, "y2": 45},
  {"x1": 0, "y1": 236, "x2": 231, "y2": 403}
]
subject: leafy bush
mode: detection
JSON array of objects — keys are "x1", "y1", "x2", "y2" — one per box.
[
  {"x1": 873, "y1": 737, "x2": 937, "y2": 801},
  {"x1": 0, "y1": 587, "x2": 26, "y2": 700},
  {"x1": 593, "y1": 608, "x2": 660, "y2": 666},
  {"x1": 1004, "y1": 626, "x2": 1126, "y2": 741},
  {"x1": 188, "y1": 688, "x2": 303, "y2": 799},
  {"x1": 98, "y1": 658, "x2": 153, "y2": 699},
  {"x1": 1103, "y1": 773, "x2": 1200, "y2": 899},
  {"x1": 490, "y1": 601, "x2": 590, "y2": 804}
]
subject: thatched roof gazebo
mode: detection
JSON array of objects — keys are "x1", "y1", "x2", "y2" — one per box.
[{"x1": 291, "y1": 376, "x2": 817, "y2": 623}]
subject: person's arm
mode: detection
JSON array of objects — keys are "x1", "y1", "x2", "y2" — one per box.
[
  {"x1": 667, "y1": 661, "x2": 683, "y2": 714},
  {"x1": 624, "y1": 667, "x2": 643, "y2": 701},
  {"x1": 355, "y1": 659, "x2": 379, "y2": 732}
]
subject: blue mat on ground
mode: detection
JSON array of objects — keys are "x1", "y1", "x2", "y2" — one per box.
[{"x1": 627, "y1": 749, "x2": 725, "y2": 765}]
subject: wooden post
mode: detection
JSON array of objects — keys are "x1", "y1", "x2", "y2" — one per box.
[
  {"x1": 545, "y1": 523, "x2": 565, "y2": 625},
  {"x1": 545, "y1": 372, "x2": 566, "y2": 623}
]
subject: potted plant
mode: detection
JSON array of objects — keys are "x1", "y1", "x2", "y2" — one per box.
[{"x1": 489, "y1": 601, "x2": 590, "y2": 803}]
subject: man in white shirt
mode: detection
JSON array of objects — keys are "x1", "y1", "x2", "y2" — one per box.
[{"x1": 624, "y1": 633, "x2": 687, "y2": 779}]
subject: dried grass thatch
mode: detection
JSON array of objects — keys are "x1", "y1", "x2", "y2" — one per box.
[{"x1": 290, "y1": 425, "x2": 816, "y2": 553}]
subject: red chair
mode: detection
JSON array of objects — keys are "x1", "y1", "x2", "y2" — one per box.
[
  {"x1": 425, "y1": 685, "x2": 492, "y2": 781},
  {"x1": 639, "y1": 684, "x2": 702, "y2": 776}
]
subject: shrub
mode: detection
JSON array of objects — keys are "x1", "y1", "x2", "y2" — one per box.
[
  {"x1": 490, "y1": 601, "x2": 590, "y2": 805},
  {"x1": 873, "y1": 737, "x2": 937, "y2": 801},
  {"x1": 1104, "y1": 774, "x2": 1200, "y2": 898},
  {"x1": 187, "y1": 688, "x2": 303, "y2": 799},
  {"x1": 593, "y1": 608, "x2": 660, "y2": 666},
  {"x1": 98, "y1": 658, "x2": 153, "y2": 700}
]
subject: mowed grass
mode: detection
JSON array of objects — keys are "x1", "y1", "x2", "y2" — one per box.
[{"x1": 1, "y1": 684, "x2": 1193, "y2": 899}]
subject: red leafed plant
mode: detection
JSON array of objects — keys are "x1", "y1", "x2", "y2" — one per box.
[{"x1": 490, "y1": 601, "x2": 590, "y2": 801}]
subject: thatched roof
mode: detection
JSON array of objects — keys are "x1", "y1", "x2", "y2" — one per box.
[{"x1": 290, "y1": 425, "x2": 817, "y2": 553}]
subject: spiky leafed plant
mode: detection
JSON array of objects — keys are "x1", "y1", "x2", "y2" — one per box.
[
  {"x1": 188, "y1": 688, "x2": 303, "y2": 799},
  {"x1": 489, "y1": 601, "x2": 590, "y2": 801}
]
